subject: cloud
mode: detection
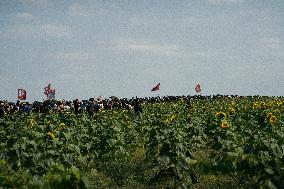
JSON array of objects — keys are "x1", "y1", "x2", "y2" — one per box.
[
  {"x1": 49, "y1": 51, "x2": 96, "y2": 62},
  {"x1": 208, "y1": 0, "x2": 244, "y2": 4},
  {"x1": 1, "y1": 23, "x2": 72, "y2": 39},
  {"x1": 103, "y1": 39, "x2": 215, "y2": 59},
  {"x1": 19, "y1": 0, "x2": 48, "y2": 6},
  {"x1": 110, "y1": 39, "x2": 178, "y2": 56},
  {"x1": 128, "y1": 15, "x2": 196, "y2": 28},
  {"x1": 41, "y1": 24, "x2": 72, "y2": 38},
  {"x1": 1, "y1": 24, "x2": 35, "y2": 39},
  {"x1": 255, "y1": 38, "x2": 284, "y2": 58},
  {"x1": 15, "y1": 12, "x2": 34, "y2": 20},
  {"x1": 126, "y1": 43, "x2": 178, "y2": 54},
  {"x1": 257, "y1": 38, "x2": 282, "y2": 49},
  {"x1": 68, "y1": 3, "x2": 104, "y2": 17}
]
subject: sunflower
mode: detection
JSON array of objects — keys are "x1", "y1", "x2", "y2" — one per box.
[
  {"x1": 252, "y1": 102, "x2": 260, "y2": 110},
  {"x1": 28, "y1": 119, "x2": 35, "y2": 128},
  {"x1": 267, "y1": 102, "x2": 273, "y2": 108},
  {"x1": 269, "y1": 115, "x2": 277, "y2": 124},
  {"x1": 221, "y1": 120, "x2": 230, "y2": 129},
  {"x1": 165, "y1": 118, "x2": 169, "y2": 124},
  {"x1": 228, "y1": 107, "x2": 236, "y2": 114},
  {"x1": 47, "y1": 131, "x2": 55, "y2": 139},
  {"x1": 170, "y1": 115, "x2": 176, "y2": 122},
  {"x1": 58, "y1": 123, "x2": 65, "y2": 130},
  {"x1": 165, "y1": 114, "x2": 176, "y2": 124},
  {"x1": 216, "y1": 111, "x2": 227, "y2": 119},
  {"x1": 260, "y1": 102, "x2": 268, "y2": 109}
]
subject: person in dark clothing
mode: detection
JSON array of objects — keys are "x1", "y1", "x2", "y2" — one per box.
[
  {"x1": 133, "y1": 100, "x2": 142, "y2": 113},
  {"x1": 73, "y1": 99, "x2": 80, "y2": 114},
  {"x1": 42, "y1": 100, "x2": 51, "y2": 113},
  {"x1": 86, "y1": 102, "x2": 95, "y2": 117},
  {"x1": 23, "y1": 104, "x2": 31, "y2": 114},
  {"x1": 16, "y1": 100, "x2": 20, "y2": 107},
  {"x1": 32, "y1": 101, "x2": 41, "y2": 113},
  {"x1": 0, "y1": 105, "x2": 4, "y2": 118}
]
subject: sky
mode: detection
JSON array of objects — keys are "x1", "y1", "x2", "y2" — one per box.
[{"x1": 0, "y1": 0, "x2": 284, "y2": 101}]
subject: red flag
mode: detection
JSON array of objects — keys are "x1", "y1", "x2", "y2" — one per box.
[
  {"x1": 47, "y1": 89, "x2": 55, "y2": 100},
  {"x1": 44, "y1": 84, "x2": 51, "y2": 96},
  {"x1": 18, "y1": 89, "x2": 26, "y2": 100},
  {"x1": 44, "y1": 84, "x2": 55, "y2": 100},
  {"x1": 195, "y1": 84, "x2": 201, "y2": 93},
  {"x1": 151, "y1": 83, "x2": 160, "y2": 91}
]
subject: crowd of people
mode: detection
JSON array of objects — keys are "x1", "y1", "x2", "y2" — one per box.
[
  {"x1": 0, "y1": 95, "x2": 145, "y2": 118},
  {"x1": 0, "y1": 94, "x2": 274, "y2": 118}
]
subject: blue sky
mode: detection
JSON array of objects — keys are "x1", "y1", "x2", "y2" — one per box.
[{"x1": 0, "y1": 0, "x2": 284, "y2": 101}]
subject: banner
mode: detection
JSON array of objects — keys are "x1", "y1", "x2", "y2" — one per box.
[
  {"x1": 18, "y1": 89, "x2": 26, "y2": 100},
  {"x1": 44, "y1": 84, "x2": 55, "y2": 100},
  {"x1": 151, "y1": 83, "x2": 160, "y2": 91},
  {"x1": 195, "y1": 84, "x2": 201, "y2": 93}
]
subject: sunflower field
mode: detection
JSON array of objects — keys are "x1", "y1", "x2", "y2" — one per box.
[{"x1": 1, "y1": 96, "x2": 284, "y2": 188}]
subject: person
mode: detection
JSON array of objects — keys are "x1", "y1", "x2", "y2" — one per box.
[
  {"x1": 0, "y1": 102, "x2": 4, "y2": 118},
  {"x1": 23, "y1": 103, "x2": 31, "y2": 114},
  {"x1": 42, "y1": 100, "x2": 51, "y2": 113},
  {"x1": 133, "y1": 100, "x2": 142, "y2": 113},
  {"x1": 73, "y1": 99, "x2": 80, "y2": 114},
  {"x1": 86, "y1": 101, "x2": 95, "y2": 116}
]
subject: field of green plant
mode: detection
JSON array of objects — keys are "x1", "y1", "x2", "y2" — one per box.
[{"x1": 1, "y1": 96, "x2": 284, "y2": 188}]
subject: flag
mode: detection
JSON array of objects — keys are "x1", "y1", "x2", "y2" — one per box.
[
  {"x1": 44, "y1": 84, "x2": 51, "y2": 96},
  {"x1": 18, "y1": 89, "x2": 26, "y2": 100},
  {"x1": 47, "y1": 89, "x2": 55, "y2": 100},
  {"x1": 151, "y1": 83, "x2": 160, "y2": 91},
  {"x1": 44, "y1": 84, "x2": 55, "y2": 100},
  {"x1": 195, "y1": 84, "x2": 201, "y2": 93}
]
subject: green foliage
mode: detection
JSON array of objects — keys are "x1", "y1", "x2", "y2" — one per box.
[{"x1": 1, "y1": 97, "x2": 284, "y2": 188}]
